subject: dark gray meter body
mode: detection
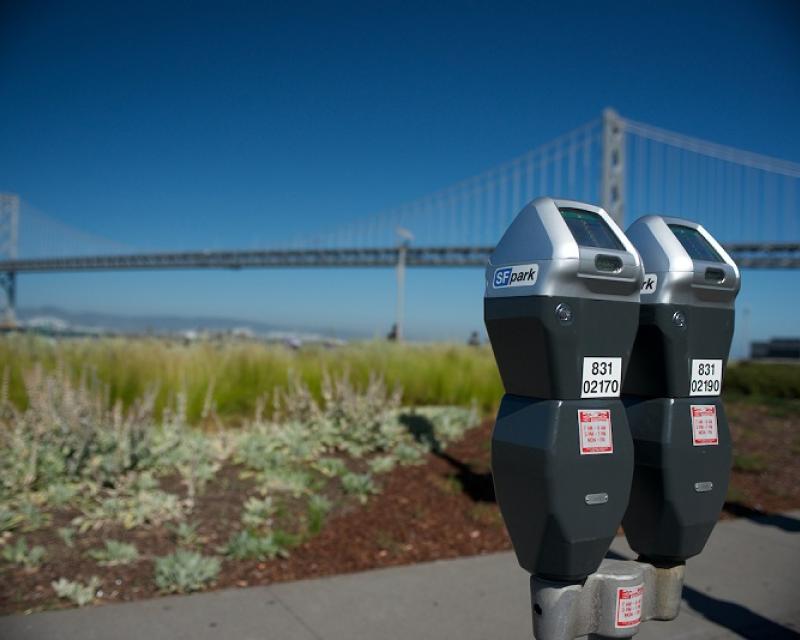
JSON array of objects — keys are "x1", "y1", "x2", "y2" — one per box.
[
  {"x1": 485, "y1": 197, "x2": 643, "y2": 581},
  {"x1": 622, "y1": 216, "x2": 740, "y2": 563}
]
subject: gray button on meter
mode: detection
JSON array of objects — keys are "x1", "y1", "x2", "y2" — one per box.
[
  {"x1": 485, "y1": 197, "x2": 643, "y2": 583},
  {"x1": 622, "y1": 215, "x2": 740, "y2": 564}
]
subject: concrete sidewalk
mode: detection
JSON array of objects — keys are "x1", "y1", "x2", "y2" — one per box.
[{"x1": 3, "y1": 512, "x2": 799, "y2": 640}]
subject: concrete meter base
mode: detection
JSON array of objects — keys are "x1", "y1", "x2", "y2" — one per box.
[
  {"x1": 530, "y1": 559, "x2": 685, "y2": 639},
  {"x1": 491, "y1": 395, "x2": 633, "y2": 581},
  {"x1": 622, "y1": 397, "x2": 732, "y2": 563}
]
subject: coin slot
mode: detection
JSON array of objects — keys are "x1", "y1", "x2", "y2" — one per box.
[{"x1": 595, "y1": 254, "x2": 623, "y2": 273}]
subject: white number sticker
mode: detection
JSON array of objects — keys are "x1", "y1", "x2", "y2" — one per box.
[
  {"x1": 581, "y1": 357, "x2": 622, "y2": 398},
  {"x1": 690, "y1": 359, "x2": 722, "y2": 396}
]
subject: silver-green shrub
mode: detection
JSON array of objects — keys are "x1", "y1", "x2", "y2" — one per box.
[
  {"x1": 341, "y1": 472, "x2": 377, "y2": 504},
  {"x1": 222, "y1": 530, "x2": 291, "y2": 560},
  {"x1": 2, "y1": 536, "x2": 46, "y2": 568},
  {"x1": 52, "y1": 577, "x2": 101, "y2": 606},
  {"x1": 87, "y1": 540, "x2": 140, "y2": 566},
  {"x1": 154, "y1": 550, "x2": 220, "y2": 593}
]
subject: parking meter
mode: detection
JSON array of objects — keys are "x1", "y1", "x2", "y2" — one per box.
[
  {"x1": 622, "y1": 216, "x2": 740, "y2": 563},
  {"x1": 485, "y1": 197, "x2": 643, "y2": 583}
]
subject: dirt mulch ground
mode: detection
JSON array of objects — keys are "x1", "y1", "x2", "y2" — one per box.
[
  {"x1": 724, "y1": 400, "x2": 800, "y2": 515},
  {"x1": 3, "y1": 402, "x2": 798, "y2": 615}
]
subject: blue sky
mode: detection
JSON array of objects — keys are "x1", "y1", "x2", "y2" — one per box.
[{"x1": 1, "y1": 1, "x2": 799, "y2": 351}]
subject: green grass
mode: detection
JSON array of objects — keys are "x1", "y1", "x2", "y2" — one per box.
[
  {"x1": 725, "y1": 362, "x2": 800, "y2": 400},
  {"x1": 0, "y1": 335, "x2": 502, "y2": 423},
  {"x1": 725, "y1": 485, "x2": 748, "y2": 504},
  {"x1": 732, "y1": 453, "x2": 768, "y2": 473},
  {"x1": 5, "y1": 336, "x2": 799, "y2": 427},
  {"x1": 724, "y1": 393, "x2": 800, "y2": 419}
]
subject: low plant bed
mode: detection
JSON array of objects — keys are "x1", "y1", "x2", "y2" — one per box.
[
  {"x1": 0, "y1": 366, "x2": 479, "y2": 614},
  {"x1": 1, "y1": 370, "x2": 797, "y2": 615}
]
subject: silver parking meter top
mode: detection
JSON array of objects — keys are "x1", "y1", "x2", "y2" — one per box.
[
  {"x1": 625, "y1": 215, "x2": 740, "y2": 307},
  {"x1": 485, "y1": 197, "x2": 642, "y2": 301}
]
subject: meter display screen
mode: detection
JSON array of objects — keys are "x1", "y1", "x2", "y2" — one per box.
[
  {"x1": 559, "y1": 208, "x2": 624, "y2": 250},
  {"x1": 668, "y1": 225, "x2": 723, "y2": 262}
]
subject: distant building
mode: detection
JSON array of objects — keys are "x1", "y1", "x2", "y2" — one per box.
[
  {"x1": 750, "y1": 338, "x2": 800, "y2": 360},
  {"x1": 26, "y1": 316, "x2": 70, "y2": 333},
  {"x1": 230, "y1": 326, "x2": 255, "y2": 339}
]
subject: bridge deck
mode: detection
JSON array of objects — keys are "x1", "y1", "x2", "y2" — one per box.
[{"x1": 1, "y1": 244, "x2": 798, "y2": 272}]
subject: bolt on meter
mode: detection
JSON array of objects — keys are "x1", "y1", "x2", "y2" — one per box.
[
  {"x1": 485, "y1": 197, "x2": 643, "y2": 583},
  {"x1": 622, "y1": 216, "x2": 740, "y2": 564}
]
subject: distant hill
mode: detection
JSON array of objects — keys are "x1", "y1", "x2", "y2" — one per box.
[{"x1": 16, "y1": 306, "x2": 364, "y2": 340}]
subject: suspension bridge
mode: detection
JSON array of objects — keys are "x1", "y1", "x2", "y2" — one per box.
[{"x1": 1, "y1": 108, "x2": 799, "y2": 332}]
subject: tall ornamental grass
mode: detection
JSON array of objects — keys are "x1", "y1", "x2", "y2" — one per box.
[
  {"x1": 0, "y1": 335, "x2": 502, "y2": 423},
  {"x1": 724, "y1": 361, "x2": 800, "y2": 399}
]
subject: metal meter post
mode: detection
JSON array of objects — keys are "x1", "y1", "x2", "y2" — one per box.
[
  {"x1": 484, "y1": 197, "x2": 644, "y2": 639},
  {"x1": 622, "y1": 216, "x2": 740, "y2": 567}
]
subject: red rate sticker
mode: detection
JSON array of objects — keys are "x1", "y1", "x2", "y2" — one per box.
[
  {"x1": 690, "y1": 405, "x2": 719, "y2": 446},
  {"x1": 615, "y1": 584, "x2": 644, "y2": 628},
  {"x1": 578, "y1": 409, "x2": 613, "y2": 455}
]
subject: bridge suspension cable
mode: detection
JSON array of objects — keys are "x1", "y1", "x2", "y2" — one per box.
[
  {"x1": 622, "y1": 118, "x2": 800, "y2": 178},
  {"x1": 2, "y1": 107, "x2": 799, "y2": 324},
  {"x1": 3, "y1": 108, "x2": 800, "y2": 328},
  {"x1": 7, "y1": 109, "x2": 800, "y2": 259},
  {"x1": 295, "y1": 118, "x2": 604, "y2": 249},
  {"x1": 17, "y1": 200, "x2": 134, "y2": 259},
  {"x1": 288, "y1": 112, "x2": 800, "y2": 249},
  {"x1": 621, "y1": 116, "x2": 800, "y2": 245}
]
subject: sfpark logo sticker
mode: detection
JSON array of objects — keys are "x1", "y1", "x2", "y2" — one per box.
[
  {"x1": 493, "y1": 263, "x2": 539, "y2": 289},
  {"x1": 641, "y1": 273, "x2": 658, "y2": 294}
]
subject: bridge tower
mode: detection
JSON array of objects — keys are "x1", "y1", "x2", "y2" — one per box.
[
  {"x1": 601, "y1": 108, "x2": 626, "y2": 226},
  {"x1": 0, "y1": 193, "x2": 19, "y2": 327}
]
